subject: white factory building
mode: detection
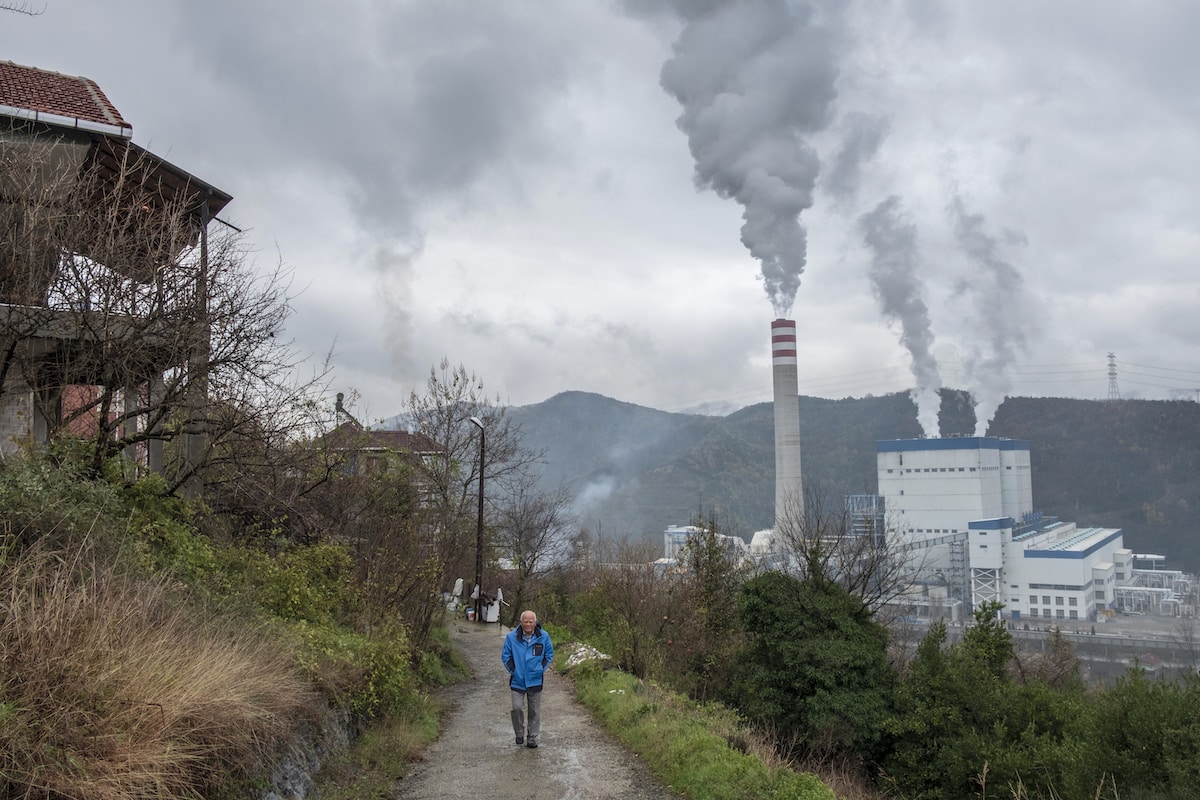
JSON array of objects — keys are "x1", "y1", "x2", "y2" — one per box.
[{"x1": 875, "y1": 436, "x2": 1189, "y2": 623}]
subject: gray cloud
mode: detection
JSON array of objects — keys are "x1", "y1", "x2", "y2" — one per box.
[
  {"x1": 173, "y1": 2, "x2": 585, "y2": 242},
  {"x1": 8, "y1": 1, "x2": 1200, "y2": 414}
]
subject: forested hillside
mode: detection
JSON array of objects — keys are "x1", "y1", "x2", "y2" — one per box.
[{"x1": 510, "y1": 389, "x2": 1200, "y2": 571}]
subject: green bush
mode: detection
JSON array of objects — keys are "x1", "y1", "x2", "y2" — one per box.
[
  {"x1": 289, "y1": 620, "x2": 417, "y2": 719},
  {"x1": 413, "y1": 624, "x2": 470, "y2": 688},
  {"x1": 732, "y1": 572, "x2": 896, "y2": 761},
  {"x1": 0, "y1": 449, "x2": 122, "y2": 553},
  {"x1": 119, "y1": 474, "x2": 221, "y2": 581},
  {"x1": 218, "y1": 541, "x2": 355, "y2": 624}
]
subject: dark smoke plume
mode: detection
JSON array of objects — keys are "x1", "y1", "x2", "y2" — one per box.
[{"x1": 658, "y1": 0, "x2": 844, "y2": 317}]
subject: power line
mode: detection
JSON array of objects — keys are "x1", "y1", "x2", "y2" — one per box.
[
  {"x1": 1122, "y1": 361, "x2": 1200, "y2": 377},
  {"x1": 690, "y1": 355, "x2": 1200, "y2": 411}
]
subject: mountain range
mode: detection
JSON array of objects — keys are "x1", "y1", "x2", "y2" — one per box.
[{"x1": 507, "y1": 389, "x2": 1200, "y2": 573}]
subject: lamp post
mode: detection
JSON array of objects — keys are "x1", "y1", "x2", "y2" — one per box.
[{"x1": 469, "y1": 416, "x2": 485, "y2": 623}]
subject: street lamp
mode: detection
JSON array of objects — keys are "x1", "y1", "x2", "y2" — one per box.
[{"x1": 469, "y1": 416, "x2": 485, "y2": 623}]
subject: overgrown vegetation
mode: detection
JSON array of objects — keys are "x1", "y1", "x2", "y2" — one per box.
[
  {"x1": 0, "y1": 541, "x2": 314, "y2": 799},
  {"x1": 2, "y1": 119, "x2": 478, "y2": 799},
  {"x1": 310, "y1": 626, "x2": 463, "y2": 800},
  {"x1": 543, "y1": 522, "x2": 1200, "y2": 800},
  {"x1": 0, "y1": 450, "x2": 463, "y2": 800},
  {"x1": 572, "y1": 661, "x2": 835, "y2": 800}
]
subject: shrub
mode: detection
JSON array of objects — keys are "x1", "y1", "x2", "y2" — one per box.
[
  {"x1": 0, "y1": 448, "x2": 123, "y2": 553},
  {"x1": 288, "y1": 620, "x2": 417, "y2": 719},
  {"x1": 218, "y1": 541, "x2": 356, "y2": 624}
]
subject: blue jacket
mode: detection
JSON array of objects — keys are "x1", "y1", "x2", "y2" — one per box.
[{"x1": 502, "y1": 623, "x2": 554, "y2": 692}]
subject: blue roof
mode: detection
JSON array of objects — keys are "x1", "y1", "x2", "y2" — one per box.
[
  {"x1": 1023, "y1": 529, "x2": 1124, "y2": 560},
  {"x1": 877, "y1": 437, "x2": 1030, "y2": 453}
]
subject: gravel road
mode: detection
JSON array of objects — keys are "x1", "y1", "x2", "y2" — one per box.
[{"x1": 393, "y1": 619, "x2": 680, "y2": 800}]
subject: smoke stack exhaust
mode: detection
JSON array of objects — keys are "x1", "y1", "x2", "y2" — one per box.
[{"x1": 772, "y1": 319, "x2": 803, "y2": 526}]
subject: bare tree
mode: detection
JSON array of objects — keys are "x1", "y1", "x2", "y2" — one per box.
[
  {"x1": 1012, "y1": 626, "x2": 1082, "y2": 690},
  {"x1": 1168, "y1": 614, "x2": 1200, "y2": 674},
  {"x1": 491, "y1": 469, "x2": 575, "y2": 625},
  {"x1": 775, "y1": 481, "x2": 923, "y2": 615},
  {"x1": 404, "y1": 358, "x2": 544, "y2": 596},
  {"x1": 319, "y1": 442, "x2": 443, "y2": 647},
  {"x1": 587, "y1": 537, "x2": 675, "y2": 679}
]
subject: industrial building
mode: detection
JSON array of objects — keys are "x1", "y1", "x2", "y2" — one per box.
[{"x1": 868, "y1": 435, "x2": 1192, "y2": 623}]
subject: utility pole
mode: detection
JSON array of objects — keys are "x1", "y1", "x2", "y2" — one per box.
[{"x1": 469, "y1": 416, "x2": 486, "y2": 623}]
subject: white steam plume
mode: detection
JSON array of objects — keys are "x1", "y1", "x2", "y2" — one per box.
[
  {"x1": 949, "y1": 196, "x2": 1031, "y2": 436},
  {"x1": 859, "y1": 195, "x2": 942, "y2": 438},
  {"x1": 658, "y1": 0, "x2": 844, "y2": 318}
]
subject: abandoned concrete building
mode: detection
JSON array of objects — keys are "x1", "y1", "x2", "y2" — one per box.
[{"x1": 1, "y1": 60, "x2": 231, "y2": 480}]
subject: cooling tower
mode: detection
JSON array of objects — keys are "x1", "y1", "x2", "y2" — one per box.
[{"x1": 772, "y1": 319, "x2": 803, "y2": 526}]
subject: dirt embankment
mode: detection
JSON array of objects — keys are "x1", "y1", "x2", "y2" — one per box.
[{"x1": 392, "y1": 620, "x2": 679, "y2": 800}]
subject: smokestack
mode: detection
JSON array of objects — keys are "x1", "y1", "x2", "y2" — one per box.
[{"x1": 772, "y1": 319, "x2": 803, "y2": 527}]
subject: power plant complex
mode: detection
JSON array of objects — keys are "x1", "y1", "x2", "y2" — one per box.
[
  {"x1": 668, "y1": 318, "x2": 1194, "y2": 626},
  {"x1": 781, "y1": 316, "x2": 1192, "y2": 623}
]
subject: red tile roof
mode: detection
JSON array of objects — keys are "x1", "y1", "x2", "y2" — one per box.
[{"x1": 0, "y1": 60, "x2": 131, "y2": 132}]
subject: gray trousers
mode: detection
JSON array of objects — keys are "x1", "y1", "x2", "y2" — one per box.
[{"x1": 510, "y1": 687, "x2": 543, "y2": 741}]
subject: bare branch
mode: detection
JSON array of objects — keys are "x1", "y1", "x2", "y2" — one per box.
[
  {"x1": 491, "y1": 468, "x2": 576, "y2": 623},
  {"x1": 1, "y1": 2, "x2": 46, "y2": 17},
  {"x1": 775, "y1": 481, "x2": 926, "y2": 615}
]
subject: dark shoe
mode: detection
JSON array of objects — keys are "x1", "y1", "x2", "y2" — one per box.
[
  {"x1": 526, "y1": 740, "x2": 538, "y2": 748},
  {"x1": 515, "y1": 736, "x2": 524, "y2": 745}
]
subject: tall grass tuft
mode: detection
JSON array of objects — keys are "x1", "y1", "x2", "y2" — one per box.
[{"x1": 0, "y1": 540, "x2": 319, "y2": 800}]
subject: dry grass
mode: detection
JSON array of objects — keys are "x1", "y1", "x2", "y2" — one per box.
[
  {"x1": 795, "y1": 754, "x2": 894, "y2": 800},
  {"x1": 0, "y1": 542, "x2": 320, "y2": 800}
]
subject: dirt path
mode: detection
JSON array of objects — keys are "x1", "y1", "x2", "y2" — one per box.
[{"x1": 393, "y1": 619, "x2": 679, "y2": 800}]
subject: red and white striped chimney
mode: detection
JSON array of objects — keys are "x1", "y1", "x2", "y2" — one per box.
[{"x1": 772, "y1": 319, "x2": 803, "y2": 526}]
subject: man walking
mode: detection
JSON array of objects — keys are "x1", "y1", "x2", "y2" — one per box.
[{"x1": 501, "y1": 609, "x2": 554, "y2": 748}]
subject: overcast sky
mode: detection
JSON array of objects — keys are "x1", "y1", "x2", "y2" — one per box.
[{"x1": 5, "y1": 1, "x2": 1200, "y2": 428}]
